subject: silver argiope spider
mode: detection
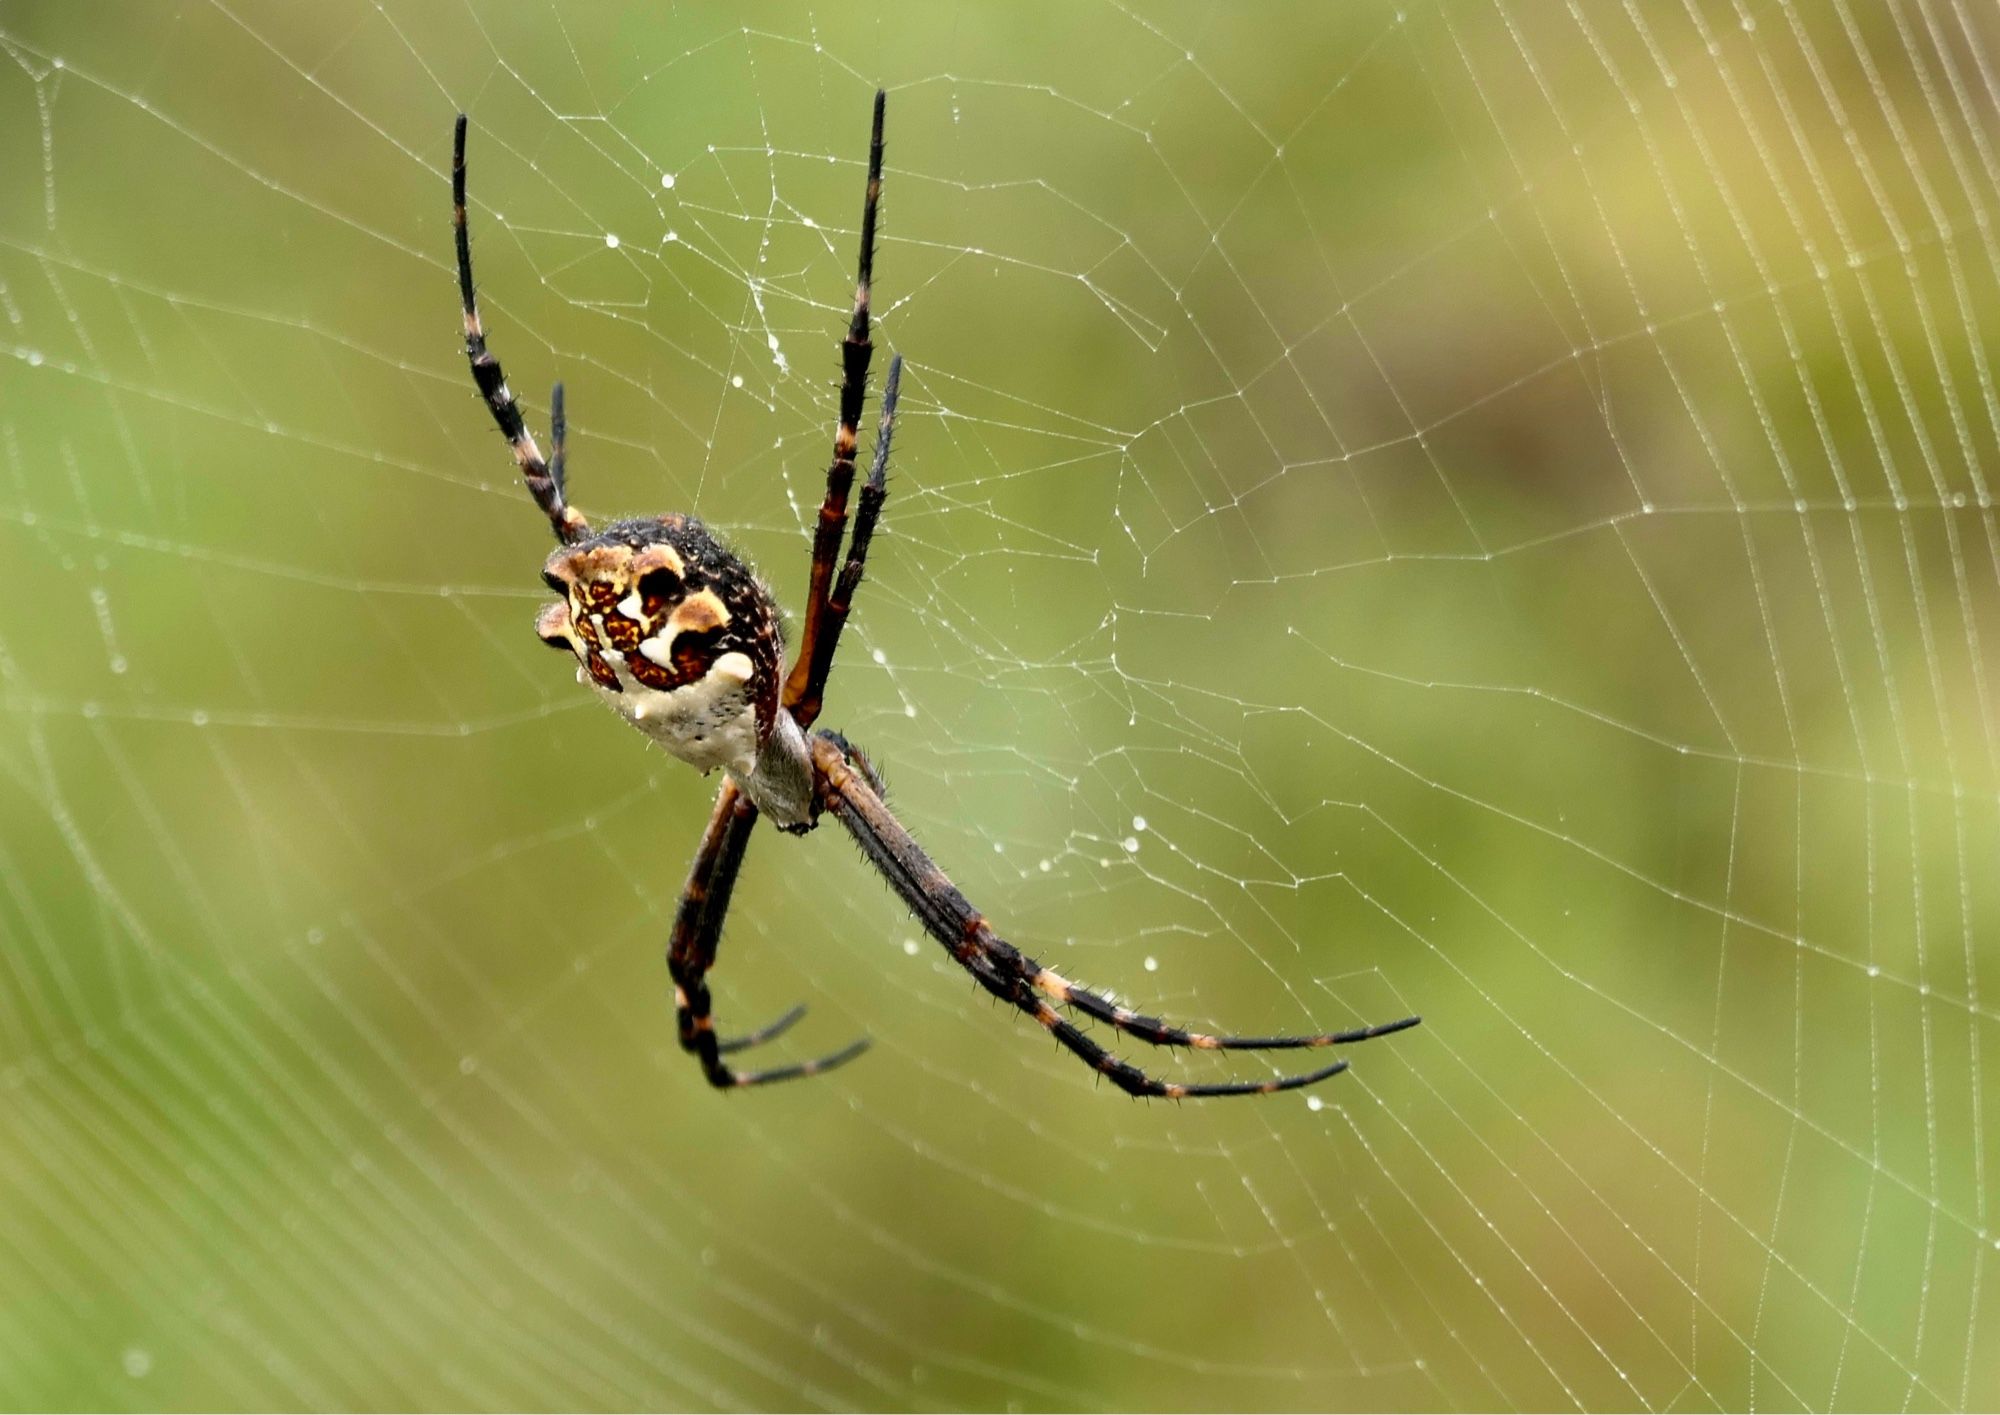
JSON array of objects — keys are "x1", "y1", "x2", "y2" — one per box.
[{"x1": 451, "y1": 93, "x2": 1420, "y2": 1096}]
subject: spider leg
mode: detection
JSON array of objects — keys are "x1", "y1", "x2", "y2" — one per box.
[
  {"x1": 715, "y1": 1002, "x2": 807, "y2": 1055},
  {"x1": 452, "y1": 113, "x2": 589, "y2": 545},
  {"x1": 668, "y1": 778, "x2": 869, "y2": 1089},
  {"x1": 549, "y1": 380, "x2": 568, "y2": 504},
  {"x1": 953, "y1": 936, "x2": 1353, "y2": 1099},
  {"x1": 810, "y1": 735, "x2": 1416, "y2": 1099},
  {"x1": 793, "y1": 354, "x2": 903, "y2": 728},
  {"x1": 1029, "y1": 967, "x2": 1420, "y2": 1052},
  {"x1": 783, "y1": 89, "x2": 888, "y2": 729}
]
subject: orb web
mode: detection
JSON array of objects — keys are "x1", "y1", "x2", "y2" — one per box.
[{"x1": 0, "y1": 2, "x2": 1994, "y2": 1409}]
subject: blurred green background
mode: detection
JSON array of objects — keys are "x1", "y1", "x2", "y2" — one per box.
[{"x1": 0, "y1": 1, "x2": 1995, "y2": 1409}]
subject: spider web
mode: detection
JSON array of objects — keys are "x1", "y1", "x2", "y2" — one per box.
[{"x1": 0, "y1": 0, "x2": 1995, "y2": 1408}]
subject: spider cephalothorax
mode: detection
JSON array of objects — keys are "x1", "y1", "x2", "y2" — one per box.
[{"x1": 453, "y1": 92, "x2": 1420, "y2": 1096}]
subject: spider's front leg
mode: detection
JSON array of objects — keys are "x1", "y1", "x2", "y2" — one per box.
[
  {"x1": 810, "y1": 735, "x2": 1420, "y2": 1099},
  {"x1": 668, "y1": 778, "x2": 868, "y2": 1089}
]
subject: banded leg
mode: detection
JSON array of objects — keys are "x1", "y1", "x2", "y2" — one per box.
[
  {"x1": 810, "y1": 734, "x2": 1418, "y2": 1099},
  {"x1": 957, "y1": 942, "x2": 1353, "y2": 1099},
  {"x1": 452, "y1": 113, "x2": 588, "y2": 545},
  {"x1": 549, "y1": 380, "x2": 568, "y2": 503},
  {"x1": 792, "y1": 354, "x2": 904, "y2": 729},
  {"x1": 668, "y1": 778, "x2": 868, "y2": 1089},
  {"x1": 783, "y1": 88, "x2": 887, "y2": 729},
  {"x1": 1032, "y1": 967, "x2": 1419, "y2": 1052}
]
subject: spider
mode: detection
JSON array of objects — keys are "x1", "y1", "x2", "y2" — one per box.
[{"x1": 450, "y1": 92, "x2": 1420, "y2": 1096}]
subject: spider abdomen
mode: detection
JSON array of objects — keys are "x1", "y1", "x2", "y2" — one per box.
[
  {"x1": 596, "y1": 644, "x2": 764, "y2": 775},
  {"x1": 535, "y1": 516, "x2": 785, "y2": 779}
]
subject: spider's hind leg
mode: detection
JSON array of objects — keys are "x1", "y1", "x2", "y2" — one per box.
[
  {"x1": 451, "y1": 114, "x2": 588, "y2": 544},
  {"x1": 784, "y1": 91, "x2": 900, "y2": 731}
]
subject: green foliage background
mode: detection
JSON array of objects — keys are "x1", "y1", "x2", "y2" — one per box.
[{"x1": 0, "y1": 2, "x2": 1995, "y2": 1409}]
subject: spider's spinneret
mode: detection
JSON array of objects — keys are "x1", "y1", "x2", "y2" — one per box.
[{"x1": 535, "y1": 515, "x2": 786, "y2": 781}]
